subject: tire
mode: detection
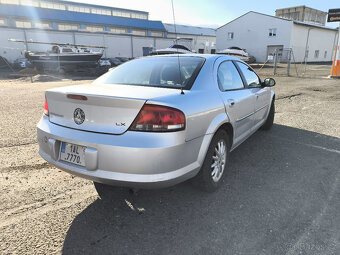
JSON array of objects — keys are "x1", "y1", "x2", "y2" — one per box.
[
  {"x1": 261, "y1": 100, "x2": 275, "y2": 130},
  {"x1": 193, "y1": 129, "x2": 230, "y2": 192}
]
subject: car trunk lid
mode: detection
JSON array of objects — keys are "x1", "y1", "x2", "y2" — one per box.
[{"x1": 46, "y1": 84, "x2": 179, "y2": 134}]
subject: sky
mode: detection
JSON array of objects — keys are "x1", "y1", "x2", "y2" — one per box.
[{"x1": 70, "y1": 0, "x2": 340, "y2": 28}]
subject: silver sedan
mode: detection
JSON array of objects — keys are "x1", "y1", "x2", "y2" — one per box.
[{"x1": 37, "y1": 54, "x2": 275, "y2": 194}]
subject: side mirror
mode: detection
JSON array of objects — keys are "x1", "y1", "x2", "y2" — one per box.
[{"x1": 263, "y1": 78, "x2": 276, "y2": 87}]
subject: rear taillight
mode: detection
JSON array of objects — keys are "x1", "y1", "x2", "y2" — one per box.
[
  {"x1": 44, "y1": 97, "x2": 49, "y2": 116},
  {"x1": 130, "y1": 104, "x2": 185, "y2": 132}
]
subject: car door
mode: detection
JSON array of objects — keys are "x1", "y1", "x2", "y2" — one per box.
[
  {"x1": 235, "y1": 61, "x2": 271, "y2": 128},
  {"x1": 217, "y1": 60, "x2": 256, "y2": 146}
]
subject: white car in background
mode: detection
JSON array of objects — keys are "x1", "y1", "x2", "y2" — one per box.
[
  {"x1": 217, "y1": 47, "x2": 250, "y2": 62},
  {"x1": 151, "y1": 44, "x2": 194, "y2": 55}
]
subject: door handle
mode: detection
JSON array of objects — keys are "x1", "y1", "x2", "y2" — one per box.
[{"x1": 227, "y1": 99, "x2": 235, "y2": 107}]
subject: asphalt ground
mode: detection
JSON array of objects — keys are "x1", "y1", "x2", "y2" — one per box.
[{"x1": 0, "y1": 74, "x2": 339, "y2": 254}]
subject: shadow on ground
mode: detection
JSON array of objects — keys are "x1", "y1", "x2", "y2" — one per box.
[{"x1": 62, "y1": 124, "x2": 340, "y2": 255}]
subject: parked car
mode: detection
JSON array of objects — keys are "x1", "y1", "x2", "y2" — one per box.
[
  {"x1": 98, "y1": 58, "x2": 111, "y2": 67},
  {"x1": 150, "y1": 44, "x2": 193, "y2": 55},
  {"x1": 116, "y1": 57, "x2": 129, "y2": 63},
  {"x1": 13, "y1": 57, "x2": 33, "y2": 69},
  {"x1": 37, "y1": 55, "x2": 275, "y2": 196},
  {"x1": 217, "y1": 47, "x2": 250, "y2": 62},
  {"x1": 108, "y1": 57, "x2": 122, "y2": 67},
  {"x1": 248, "y1": 55, "x2": 256, "y2": 64}
]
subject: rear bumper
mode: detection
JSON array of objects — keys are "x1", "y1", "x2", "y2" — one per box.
[{"x1": 37, "y1": 116, "x2": 204, "y2": 188}]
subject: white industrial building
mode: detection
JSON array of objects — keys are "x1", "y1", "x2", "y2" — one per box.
[
  {"x1": 216, "y1": 11, "x2": 339, "y2": 63},
  {"x1": 163, "y1": 23, "x2": 216, "y2": 53},
  {"x1": 0, "y1": 0, "x2": 216, "y2": 63}
]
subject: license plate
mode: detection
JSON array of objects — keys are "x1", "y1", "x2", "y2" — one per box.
[{"x1": 59, "y1": 142, "x2": 86, "y2": 166}]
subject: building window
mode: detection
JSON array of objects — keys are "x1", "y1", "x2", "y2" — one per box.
[
  {"x1": 227, "y1": 32, "x2": 234, "y2": 40},
  {"x1": 211, "y1": 49, "x2": 216, "y2": 54},
  {"x1": 305, "y1": 50, "x2": 309, "y2": 59},
  {"x1": 150, "y1": 31, "x2": 163, "y2": 37},
  {"x1": 20, "y1": 0, "x2": 39, "y2": 7},
  {"x1": 0, "y1": 0, "x2": 19, "y2": 4},
  {"x1": 310, "y1": 13, "x2": 317, "y2": 22},
  {"x1": 67, "y1": 5, "x2": 90, "y2": 13},
  {"x1": 15, "y1": 20, "x2": 31, "y2": 28},
  {"x1": 314, "y1": 50, "x2": 319, "y2": 59},
  {"x1": 198, "y1": 49, "x2": 204, "y2": 53},
  {"x1": 112, "y1": 10, "x2": 131, "y2": 18},
  {"x1": 281, "y1": 12, "x2": 299, "y2": 20},
  {"x1": 40, "y1": 1, "x2": 66, "y2": 10},
  {"x1": 0, "y1": 18, "x2": 7, "y2": 26},
  {"x1": 324, "y1": 51, "x2": 327, "y2": 58},
  {"x1": 57, "y1": 23, "x2": 78, "y2": 31},
  {"x1": 85, "y1": 25, "x2": 104, "y2": 32},
  {"x1": 131, "y1": 29, "x2": 146, "y2": 36},
  {"x1": 91, "y1": 8, "x2": 111, "y2": 16},
  {"x1": 269, "y1": 28, "x2": 277, "y2": 37},
  {"x1": 35, "y1": 22, "x2": 51, "y2": 29},
  {"x1": 130, "y1": 12, "x2": 148, "y2": 19},
  {"x1": 109, "y1": 27, "x2": 127, "y2": 34}
]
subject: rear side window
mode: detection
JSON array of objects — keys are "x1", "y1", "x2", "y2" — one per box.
[
  {"x1": 236, "y1": 62, "x2": 261, "y2": 87},
  {"x1": 217, "y1": 61, "x2": 244, "y2": 90},
  {"x1": 93, "y1": 56, "x2": 205, "y2": 90}
]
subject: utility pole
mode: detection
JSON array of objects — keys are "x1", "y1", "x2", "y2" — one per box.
[{"x1": 328, "y1": 8, "x2": 340, "y2": 78}]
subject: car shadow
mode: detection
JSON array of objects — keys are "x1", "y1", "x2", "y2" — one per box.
[{"x1": 62, "y1": 124, "x2": 340, "y2": 255}]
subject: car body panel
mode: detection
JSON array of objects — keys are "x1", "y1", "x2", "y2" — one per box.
[{"x1": 252, "y1": 87, "x2": 272, "y2": 125}]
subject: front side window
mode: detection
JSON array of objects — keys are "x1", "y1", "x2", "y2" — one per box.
[
  {"x1": 236, "y1": 62, "x2": 261, "y2": 88},
  {"x1": 93, "y1": 56, "x2": 205, "y2": 90},
  {"x1": 217, "y1": 61, "x2": 244, "y2": 91}
]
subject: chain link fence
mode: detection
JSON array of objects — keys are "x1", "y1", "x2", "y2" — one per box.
[{"x1": 252, "y1": 48, "x2": 333, "y2": 78}]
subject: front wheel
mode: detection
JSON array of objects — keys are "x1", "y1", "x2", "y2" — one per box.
[{"x1": 193, "y1": 129, "x2": 230, "y2": 192}]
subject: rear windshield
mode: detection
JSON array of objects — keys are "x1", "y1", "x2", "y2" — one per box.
[{"x1": 93, "y1": 56, "x2": 205, "y2": 89}]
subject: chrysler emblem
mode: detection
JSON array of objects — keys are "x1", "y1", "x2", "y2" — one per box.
[{"x1": 74, "y1": 108, "x2": 85, "y2": 125}]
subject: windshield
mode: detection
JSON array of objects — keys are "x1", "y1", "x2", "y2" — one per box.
[{"x1": 93, "y1": 56, "x2": 205, "y2": 89}]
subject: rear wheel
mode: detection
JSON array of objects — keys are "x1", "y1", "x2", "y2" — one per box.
[
  {"x1": 193, "y1": 129, "x2": 230, "y2": 192},
  {"x1": 261, "y1": 100, "x2": 275, "y2": 130}
]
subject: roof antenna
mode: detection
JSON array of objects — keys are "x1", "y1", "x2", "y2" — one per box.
[{"x1": 171, "y1": 0, "x2": 184, "y2": 95}]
